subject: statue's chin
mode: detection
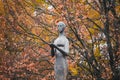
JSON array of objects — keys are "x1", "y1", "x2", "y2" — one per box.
[
  {"x1": 58, "y1": 28, "x2": 65, "y2": 33},
  {"x1": 59, "y1": 30, "x2": 64, "y2": 33}
]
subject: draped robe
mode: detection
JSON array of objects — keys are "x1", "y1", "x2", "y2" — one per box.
[{"x1": 53, "y1": 35, "x2": 69, "y2": 80}]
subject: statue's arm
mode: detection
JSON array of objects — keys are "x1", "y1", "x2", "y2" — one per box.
[
  {"x1": 50, "y1": 40, "x2": 69, "y2": 56},
  {"x1": 54, "y1": 45, "x2": 68, "y2": 56},
  {"x1": 50, "y1": 43, "x2": 55, "y2": 57}
]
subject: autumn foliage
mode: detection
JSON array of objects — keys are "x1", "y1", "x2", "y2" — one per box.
[{"x1": 0, "y1": 0, "x2": 120, "y2": 80}]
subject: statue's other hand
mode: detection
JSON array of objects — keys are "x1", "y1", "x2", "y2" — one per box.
[{"x1": 50, "y1": 43, "x2": 55, "y2": 57}]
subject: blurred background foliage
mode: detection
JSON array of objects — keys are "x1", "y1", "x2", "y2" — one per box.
[{"x1": 0, "y1": 0, "x2": 120, "y2": 80}]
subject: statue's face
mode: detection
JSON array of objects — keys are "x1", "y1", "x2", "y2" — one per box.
[
  {"x1": 57, "y1": 22, "x2": 66, "y2": 33},
  {"x1": 58, "y1": 24, "x2": 64, "y2": 33}
]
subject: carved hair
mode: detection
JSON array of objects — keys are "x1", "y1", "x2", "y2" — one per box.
[{"x1": 57, "y1": 21, "x2": 66, "y2": 28}]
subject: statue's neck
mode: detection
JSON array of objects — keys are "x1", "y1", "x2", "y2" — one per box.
[{"x1": 59, "y1": 32, "x2": 65, "y2": 36}]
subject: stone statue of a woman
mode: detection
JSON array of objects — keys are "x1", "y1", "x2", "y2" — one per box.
[{"x1": 50, "y1": 21, "x2": 69, "y2": 80}]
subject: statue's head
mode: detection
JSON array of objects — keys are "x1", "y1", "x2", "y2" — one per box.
[{"x1": 57, "y1": 21, "x2": 66, "y2": 33}]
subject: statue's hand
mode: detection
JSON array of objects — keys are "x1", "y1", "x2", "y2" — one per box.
[{"x1": 50, "y1": 43, "x2": 55, "y2": 48}]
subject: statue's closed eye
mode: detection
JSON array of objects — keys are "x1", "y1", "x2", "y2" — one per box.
[{"x1": 58, "y1": 25, "x2": 62, "y2": 27}]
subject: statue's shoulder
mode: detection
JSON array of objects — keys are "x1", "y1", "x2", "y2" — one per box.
[
  {"x1": 64, "y1": 36, "x2": 69, "y2": 42},
  {"x1": 53, "y1": 37, "x2": 59, "y2": 44}
]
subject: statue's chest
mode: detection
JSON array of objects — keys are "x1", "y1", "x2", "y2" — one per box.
[
  {"x1": 54, "y1": 36, "x2": 66, "y2": 52},
  {"x1": 55, "y1": 36, "x2": 66, "y2": 45}
]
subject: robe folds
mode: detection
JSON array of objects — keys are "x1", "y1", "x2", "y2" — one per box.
[{"x1": 53, "y1": 35, "x2": 69, "y2": 80}]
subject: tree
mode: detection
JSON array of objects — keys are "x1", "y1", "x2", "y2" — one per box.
[
  {"x1": 44, "y1": 0, "x2": 120, "y2": 79},
  {"x1": 0, "y1": 0, "x2": 54, "y2": 79},
  {"x1": 0, "y1": 0, "x2": 120, "y2": 80}
]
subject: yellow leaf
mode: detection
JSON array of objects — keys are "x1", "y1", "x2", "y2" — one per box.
[
  {"x1": 89, "y1": 28, "x2": 95, "y2": 34},
  {"x1": 36, "y1": 0, "x2": 46, "y2": 4},
  {"x1": 94, "y1": 47, "x2": 101, "y2": 57},
  {"x1": 0, "y1": 1, "x2": 4, "y2": 15},
  {"x1": 116, "y1": 5, "x2": 120, "y2": 16},
  {"x1": 87, "y1": 9, "x2": 100, "y2": 19},
  {"x1": 69, "y1": 65, "x2": 78, "y2": 76}
]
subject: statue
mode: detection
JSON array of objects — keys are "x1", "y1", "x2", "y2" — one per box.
[{"x1": 50, "y1": 21, "x2": 69, "y2": 80}]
